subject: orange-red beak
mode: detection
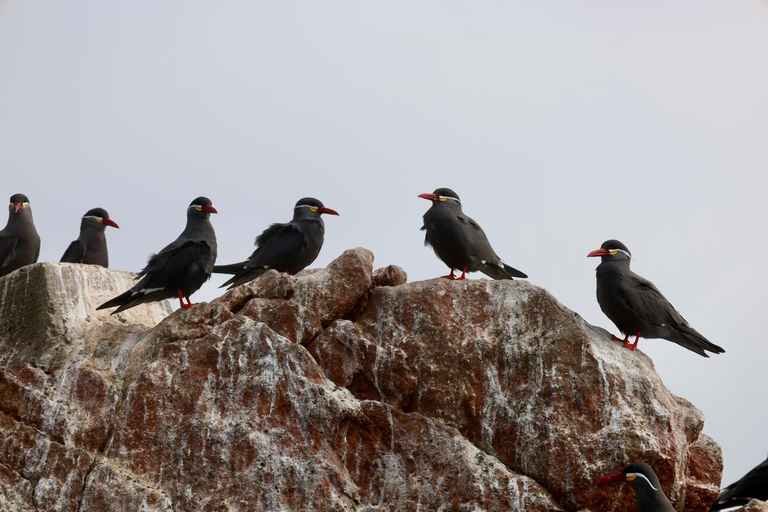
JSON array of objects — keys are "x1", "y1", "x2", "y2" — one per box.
[
  {"x1": 14, "y1": 202, "x2": 23, "y2": 213},
  {"x1": 103, "y1": 218, "x2": 119, "y2": 229},
  {"x1": 318, "y1": 206, "x2": 339, "y2": 216},
  {"x1": 595, "y1": 472, "x2": 626, "y2": 485},
  {"x1": 202, "y1": 205, "x2": 218, "y2": 214},
  {"x1": 587, "y1": 248, "x2": 611, "y2": 258},
  {"x1": 418, "y1": 193, "x2": 439, "y2": 202}
]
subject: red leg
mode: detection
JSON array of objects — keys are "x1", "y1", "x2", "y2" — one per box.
[
  {"x1": 624, "y1": 333, "x2": 641, "y2": 350},
  {"x1": 440, "y1": 268, "x2": 457, "y2": 280},
  {"x1": 177, "y1": 290, "x2": 194, "y2": 308},
  {"x1": 456, "y1": 265, "x2": 467, "y2": 280},
  {"x1": 611, "y1": 334, "x2": 629, "y2": 344}
]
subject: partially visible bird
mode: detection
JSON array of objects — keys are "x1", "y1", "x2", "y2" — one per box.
[
  {"x1": 214, "y1": 197, "x2": 339, "y2": 289},
  {"x1": 587, "y1": 239, "x2": 724, "y2": 357},
  {"x1": 97, "y1": 197, "x2": 217, "y2": 314},
  {"x1": 418, "y1": 188, "x2": 527, "y2": 280},
  {"x1": 596, "y1": 462, "x2": 676, "y2": 512},
  {"x1": 0, "y1": 193, "x2": 41, "y2": 278},
  {"x1": 60, "y1": 208, "x2": 119, "y2": 267},
  {"x1": 710, "y1": 454, "x2": 768, "y2": 510}
]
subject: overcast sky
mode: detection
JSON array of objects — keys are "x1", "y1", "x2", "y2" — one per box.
[{"x1": 2, "y1": 1, "x2": 767, "y2": 486}]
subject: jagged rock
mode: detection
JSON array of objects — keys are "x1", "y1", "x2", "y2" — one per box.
[
  {"x1": 0, "y1": 249, "x2": 722, "y2": 511},
  {"x1": 736, "y1": 500, "x2": 768, "y2": 511}
]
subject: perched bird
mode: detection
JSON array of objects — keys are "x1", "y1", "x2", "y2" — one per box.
[
  {"x1": 0, "y1": 193, "x2": 41, "y2": 278},
  {"x1": 596, "y1": 462, "x2": 676, "y2": 512},
  {"x1": 97, "y1": 197, "x2": 217, "y2": 314},
  {"x1": 214, "y1": 197, "x2": 339, "y2": 289},
  {"x1": 418, "y1": 188, "x2": 527, "y2": 280},
  {"x1": 587, "y1": 239, "x2": 724, "y2": 357},
  {"x1": 710, "y1": 454, "x2": 768, "y2": 510},
  {"x1": 60, "y1": 208, "x2": 119, "y2": 267}
]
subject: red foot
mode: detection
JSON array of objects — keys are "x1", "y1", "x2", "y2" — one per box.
[
  {"x1": 456, "y1": 266, "x2": 467, "y2": 280},
  {"x1": 177, "y1": 291, "x2": 195, "y2": 309},
  {"x1": 440, "y1": 268, "x2": 457, "y2": 280},
  {"x1": 611, "y1": 332, "x2": 641, "y2": 350}
]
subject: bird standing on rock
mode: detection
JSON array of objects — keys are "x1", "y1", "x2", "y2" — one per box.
[
  {"x1": 419, "y1": 188, "x2": 527, "y2": 280},
  {"x1": 710, "y1": 454, "x2": 768, "y2": 510},
  {"x1": 61, "y1": 208, "x2": 119, "y2": 267},
  {"x1": 214, "y1": 197, "x2": 339, "y2": 289},
  {"x1": 587, "y1": 239, "x2": 724, "y2": 357},
  {"x1": 97, "y1": 197, "x2": 217, "y2": 314},
  {"x1": 596, "y1": 462, "x2": 676, "y2": 512},
  {"x1": 0, "y1": 193, "x2": 41, "y2": 278}
]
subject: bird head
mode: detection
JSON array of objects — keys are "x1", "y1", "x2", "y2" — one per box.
[
  {"x1": 418, "y1": 188, "x2": 461, "y2": 205},
  {"x1": 9, "y1": 193, "x2": 30, "y2": 214},
  {"x1": 596, "y1": 462, "x2": 668, "y2": 503},
  {"x1": 188, "y1": 197, "x2": 218, "y2": 218},
  {"x1": 587, "y1": 239, "x2": 631, "y2": 260},
  {"x1": 82, "y1": 207, "x2": 119, "y2": 229},
  {"x1": 293, "y1": 197, "x2": 339, "y2": 217}
]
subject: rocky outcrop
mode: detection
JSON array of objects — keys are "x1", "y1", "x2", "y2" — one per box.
[{"x1": 0, "y1": 251, "x2": 722, "y2": 511}]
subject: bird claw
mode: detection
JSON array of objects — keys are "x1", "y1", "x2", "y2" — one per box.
[
  {"x1": 611, "y1": 334, "x2": 628, "y2": 343},
  {"x1": 177, "y1": 291, "x2": 195, "y2": 309}
]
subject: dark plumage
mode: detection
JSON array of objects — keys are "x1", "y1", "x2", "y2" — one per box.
[
  {"x1": 97, "y1": 197, "x2": 217, "y2": 314},
  {"x1": 214, "y1": 197, "x2": 339, "y2": 289},
  {"x1": 587, "y1": 239, "x2": 724, "y2": 357},
  {"x1": 596, "y1": 462, "x2": 676, "y2": 512},
  {"x1": 0, "y1": 193, "x2": 41, "y2": 278},
  {"x1": 710, "y1": 454, "x2": 768, "y2": 510},
  {"x1": 419, "y1": 188, "x2": 527, "y2": 280},
  {"x1": 61, "y1": 208, "x2": 119, "y2": 267}
]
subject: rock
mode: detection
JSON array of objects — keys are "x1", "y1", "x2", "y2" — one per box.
[
  {"x1": 737, "y1": 500, "x2": 768, "y2": 512},
  {"x1": 0, "y1": 251, "x2": 723, "y2": 511}
]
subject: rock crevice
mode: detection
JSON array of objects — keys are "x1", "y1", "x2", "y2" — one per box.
[{"x1": 0, "y1": 250, "x2": 727, "y2": 511}]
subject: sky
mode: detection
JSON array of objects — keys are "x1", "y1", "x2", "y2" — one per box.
[{"x1": 1, "y1": 0, "x2": 767, "y2": 487}]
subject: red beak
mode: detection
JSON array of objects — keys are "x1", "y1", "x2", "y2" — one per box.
[
  {"x1": 202, "y1": 205, "x2": 218, "y2": 214},
  {"x1": 103, "y1": 218, "x2": 120, "y2": 229},
  {"x1": 595, "y1": 472, "x2": 626, "y2": 485},
  {"x1": 418, "y1": 193, "x2": 439, "y2": 202},
  {"x1": 14, "y1": 202, "x2": 22, "y2": 213},
  {"x1": 587, "y1": 248, "x2": 611, "y2": 258},
  {"x1": 318, "y1": 206, "x2": 339, "y2": 216}
]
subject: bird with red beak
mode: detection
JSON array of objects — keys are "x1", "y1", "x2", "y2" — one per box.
[
  {"x1": 0, "y1": 193, "x2": 41, "y2": 278},
  {"x1": 98, "y1": 196, "x2": 218, "y2": 313},
  {"x1": 61, "y1": 207, "x2": 120, "y2": 267},
  {"x1": 596, "y1": 462, "x2": 675, "y2": 512}
]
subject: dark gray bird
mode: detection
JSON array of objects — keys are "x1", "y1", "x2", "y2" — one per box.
[
  {"x1": 596, "y1": 462, "x2": 676, "y2": 512},
  {"x1": 60, "y1": 208, "x2": 119, "y2": 267},
  {"x1": 710, "y1": 454, "x2": 768, "y2": 510},
  {"x1": 418, "y1": 188, "x2": 527, "y2": 280},
  {"x1": 587, "y1": 239, "x2": 724, "y2": 357},
  {"x1": 0, "y1": 193, "x2": 41, "y2": 278},
  {"x1": 97, "y1": 197, "x2": 217, "y2": 314},
  {"x1": 214, "y1": 197, "x2": 339, "y2": 289}
]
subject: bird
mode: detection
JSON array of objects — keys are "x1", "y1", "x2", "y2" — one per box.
[
  {"x1": 587, "y1": 239, "x2": 724, "y2": 357},
  {"x1": 596, "y1": 462, "x2": 676, "y2": 512},
  {"x1": 60, "y1": 208, "x2": 119, "y2": 267},
  {"x1": 97, "y1": 197, "x2": 217, "y2": 314},
  {"x1": 710, "y1": 454, "x2": 768, "y2": 510},
  {"x1": 418, "y1": 188, "x2": 527, "y2": 280},
  {"x1": 0, "y1": 193, "x2": 41, "y2": 278},
  {"x1": 213, "y1": 197, "x2": 339, "y2": 289}
]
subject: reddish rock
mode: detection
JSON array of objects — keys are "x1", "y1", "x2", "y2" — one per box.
[
  {"x1": 737, "y1": 500, "x2": 768, "y2": 512},
  {"x1": 0, "y1": 250, "x2": 723, "y2": 511}
]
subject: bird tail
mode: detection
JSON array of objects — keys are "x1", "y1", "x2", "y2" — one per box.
[
  {"x1": 669, "y1": 324, "x2": 725, "y2": 358},
  {"x1": 213, "y1": 262, "x2": 245, "y2": 275},
  {"x1": 480, "y1": 261, "x2": 528, "y2": 280},
  {"x1": 97, "y1": 289, "x2": 146, "y2": 315}
]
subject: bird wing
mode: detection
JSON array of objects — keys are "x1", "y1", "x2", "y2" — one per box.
[
  {"x1": 619, "y1": 274, "x2": 688, "y2": 328},
  {"x1": 0, "y1": 234, "x2": 16, "y2": 268},
  {"x1": 247, "y1": 223, "x2": 306, "y2": 270},
  {"x1": 420, "y1": 224, "x2": 431, "y2": 247},
  {"x1": 135, "y1": 239, "x2": 213, "y2": 291},
  {"x1": 61, "y1": 240, "x2": 86, "y2": 263},
  {"x1": 713, "y1": 456, "x2": 768, "y2": 509}
]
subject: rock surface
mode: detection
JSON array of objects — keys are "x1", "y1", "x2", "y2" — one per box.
[{"x1": 0, "y1": 250, "x2": 722, "y2": 511}]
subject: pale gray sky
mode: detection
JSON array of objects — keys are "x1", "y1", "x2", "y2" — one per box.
[{"x1": 2, "y1": 1, "x2": 767, "y2": 486}]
